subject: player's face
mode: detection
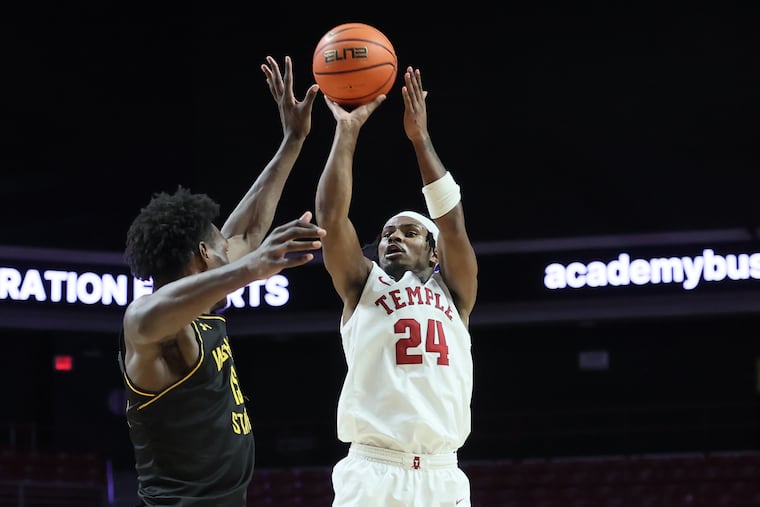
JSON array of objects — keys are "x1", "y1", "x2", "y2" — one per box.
[{"x1": 378, "y1": 216, "x2": 435, "y2": 277}]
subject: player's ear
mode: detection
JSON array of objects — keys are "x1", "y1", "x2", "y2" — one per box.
[
  {"x1": 198, "y1": 241, "x2": 208, "y2": 259},
  {"x1": 426, "y1": 231, "x2": 438, "y2": 267},
  {"x1": 195, "y1": 241, "x2": 211, "y2": 270},
  {"x1": 429, "y1": 248, "x2": 438, "y2": 268}
]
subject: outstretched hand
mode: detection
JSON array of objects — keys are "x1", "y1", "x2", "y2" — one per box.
[
  {"x1": 245, "y1": 211, "x2": 326, "y2": 279},
  {"x1": 323, "y1": 94, "x2": 386, "y2": 133},
  {"x1": 402, "y1": 66, "x2": 430, "y2": 143},
  {"x1": 261, "y1": 55, "x2": 320, "y2": 140}
]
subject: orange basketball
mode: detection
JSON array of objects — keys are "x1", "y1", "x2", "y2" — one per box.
[{"x1": 312, "y1": 22, "x2": 398, "y2": 106}]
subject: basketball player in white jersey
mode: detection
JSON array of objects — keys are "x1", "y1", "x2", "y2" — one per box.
[{"x1": 315, "y1": 65, "x2": 478, "y2": 507}]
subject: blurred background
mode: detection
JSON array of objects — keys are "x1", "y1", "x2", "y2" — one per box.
[{"x1": 2, "y1": 5, "x2": 760, "y2": 506}]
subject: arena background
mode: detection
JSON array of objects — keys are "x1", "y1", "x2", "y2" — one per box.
[{"x1": 2, "y1": 5, "x2": 759, "y2": 505}]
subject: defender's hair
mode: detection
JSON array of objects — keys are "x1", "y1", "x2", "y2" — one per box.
[{"x1": 124, "y1": 186, "x2": 220, "y2": 281}]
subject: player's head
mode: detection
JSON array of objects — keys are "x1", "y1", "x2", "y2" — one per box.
[
  {"x1": 125, "y1": 185, "x2": 223, "y2": 284},
  {"x1": 378, "y1": 210, "x2": 438, "y2": 281}
]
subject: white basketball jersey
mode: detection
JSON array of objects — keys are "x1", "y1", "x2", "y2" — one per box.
[{"x1": 336, "y1": 262, "x2": 473, "y2": 454}]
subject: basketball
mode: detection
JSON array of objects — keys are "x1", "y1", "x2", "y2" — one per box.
[{"x1": 312, "y1": 22, "x2": 398, "y2": 106}]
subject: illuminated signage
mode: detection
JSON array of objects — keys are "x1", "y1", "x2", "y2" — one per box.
[
  {"x1": 0, "y1": 244, "x2": 327, "y2": 334},
  {"x1": 0, "y1": 265, "x2": 291, "y2": 310},
  {"x1": 544, "y1": 248, "x2": 760, "y2": 291},
  {"x1": 3, "y1": 227, "x2": 760, "y2": 334}
]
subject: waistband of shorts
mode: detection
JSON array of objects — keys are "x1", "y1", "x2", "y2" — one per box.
[{"x1": 349, "y1": 442, "x2": 458, "y2": 470}]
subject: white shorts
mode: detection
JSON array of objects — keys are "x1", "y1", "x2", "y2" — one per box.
[{"x1": 331, "y1": 443, "x2": 471, "y2": 507}]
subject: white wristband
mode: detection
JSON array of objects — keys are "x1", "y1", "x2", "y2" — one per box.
[{"x1": 422, "y1": 171, "x2": 461, "y2": 219}]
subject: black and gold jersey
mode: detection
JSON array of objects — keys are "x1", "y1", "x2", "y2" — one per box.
[{"x1": 118, "y1": 314, "x2": 254, "y2": 506}]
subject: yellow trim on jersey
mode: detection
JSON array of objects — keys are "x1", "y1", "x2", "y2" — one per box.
[{"x1": 126, "y1": 314, "x2": 226, "y2": 410}]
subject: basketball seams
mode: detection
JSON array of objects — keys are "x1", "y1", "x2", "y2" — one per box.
[
  {"x1": 313, "y1": 22, "x2": 397, "y2": 106},
  {"x1": 330, "y1": 79, "x2": 395, "y2": 103},
  {"x1": 313, "y1": 62, "x2": 397, "y2": 77},
  {"x1": 323, "y1": 23, "x2": 393, "y2": 44},
  {"x1": 314, "y1": 40, "x2": 396, "y2": 58}
]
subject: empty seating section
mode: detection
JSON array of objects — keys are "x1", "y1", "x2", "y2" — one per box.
[
  {"x1": 247, "y1": 452, "x2": 760, "y2": 506},
  {"x1": 248, "y1": 466, "x2": 333, "y2": 506},
  {"x1": 1, "y1": 449, "x2": 759, "y2": 505},
  {"x1": 466, "y1": 452, "x2": 760, "y2": 507},
  {"x1": 0, "y1": 449, "x2": 108, "y2": 506}
]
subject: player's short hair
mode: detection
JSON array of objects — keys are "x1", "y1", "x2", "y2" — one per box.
[{"x1": 124, "y1": 186, "x2": 220, "y2": 281}]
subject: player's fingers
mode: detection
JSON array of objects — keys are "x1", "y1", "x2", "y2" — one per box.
[
  {"x1": 289, "y1": 238, "x2": 323, "y2": 251},
  {"x1": 401, "y1": 86, "x2": 412, "y2": 109},
  {"x1": 407, "y1": 68, "x2": 423, "y2": 101},
  {"x1": 266, "y1": 56, "x2": 284, "y2": 96},
  {"x1": 282, "y1": 56, "x2": 295, "y2": 100},
  {"x1": 414, "y1": 67, "x2": 423, "y2": 88},
  {"x1": 360, "y1": 94, "x2": 386, "y2": 116},
  {"x1": 273, "y1": 216, "x2": 326, "y2": 240},
  {"x1": 302, "y1": 84, "x2": 320, "y2": 107},
  {"x1": 281, "y1": 253, "x2": 316, "y2": 268},
  {"x1": 323, "y1": 94, "x2": 345, "y2": 117},
  {"x1": 403, "y1": 70, "x2": 419, "y2": 103}
]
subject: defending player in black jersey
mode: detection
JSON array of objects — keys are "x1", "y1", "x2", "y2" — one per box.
[{"x1": 117, "y1": 56, "x2": 324, "y2": 507}]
